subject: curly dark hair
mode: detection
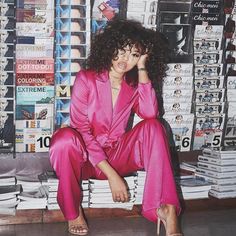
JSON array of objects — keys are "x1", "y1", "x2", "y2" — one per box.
[{"x1": 86, "y1": 18, "x2": 170, "y2": 91}]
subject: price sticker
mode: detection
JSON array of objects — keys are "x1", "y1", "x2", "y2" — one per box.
[{"x1": 35, "y1": 134, "x2": 52, "y2": 152}]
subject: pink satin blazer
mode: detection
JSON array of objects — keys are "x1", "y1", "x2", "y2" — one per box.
[{"x1": 70, "y1": 69, "x2": 159, "y2": 166}]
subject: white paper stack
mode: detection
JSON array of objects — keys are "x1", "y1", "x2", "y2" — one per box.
[
  {"x1": 89, "y1": 175, "x2": 137, "y2": 210},
  {"x1": 176, "y1": 175, "x2": 212, "y2": 200},
  {"x1": 0, "y1": 177, "x2": 21, "y2": 215},
  {"x1": 17, "y1": 185, "x2": 47, "y2": 210},
  {"x1": 38, "y1": 171, "x2": 59, "y2": 210},
  {"x1": 196, "y1": 148, "x2": 236, "y2": 199},
  {"x1": 135, "y1": 170, "x2": 146, "y2": 204}
]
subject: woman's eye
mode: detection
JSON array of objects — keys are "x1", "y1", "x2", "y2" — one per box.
[{"x1": 132, "y1": 53, "x2": 140, "y2": 58}]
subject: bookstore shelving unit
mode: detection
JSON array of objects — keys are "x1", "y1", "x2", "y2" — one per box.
[{"x1": 1, "y1": 0, "x2": 236, "y2": 226}]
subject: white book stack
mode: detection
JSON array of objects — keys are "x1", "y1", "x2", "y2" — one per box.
[
  {"x1": 176, "y1": 175, "x2": 212, "y2": 200},
  {"x1": 0, "y1": 176, "x2": 21, "y2": 215},
  {"x1": 89, "y1": 175, "x2": 137, "y2": 210},
  {"x1": 38, "y1": 171, "x2": 89, "y2": 210},
  {"x1": 81, "y1": 180, "x2": 89, "y2": 209},
  {"x1": 38, "y1": 171, "x2": 59, "y2": 210},
  {"x1": 17, "y1": 185, "x2": 48, "y2": 210},
  {"x1": 135, "y1": 170, "x2": 146, "y2": 204},
  {"x1": 196, "y1": 148, "x2": 236, "y2": 199}
]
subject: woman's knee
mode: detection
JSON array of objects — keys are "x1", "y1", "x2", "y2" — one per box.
[
  {"x1": 140, "y1": 118, "x2": 164, "y2": 132},
  {"x1": 50, "y1": 127, "x2": 82, "y2": 150}
]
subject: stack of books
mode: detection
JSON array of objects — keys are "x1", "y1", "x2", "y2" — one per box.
[
  {"x1": 17, "y1": 186, "x2": 47, "y2": 210},
  {"x1": 16, "y1": 177, "x2": 47, "y2": 210},
  {"x1": 81, "y1": 180, "x2": 89, "y2": 209},
  {"x1": 176, "y1": 175, "x2": 212, "y2": 200},
  {"x1": 196, "y1": 148, "x2": 236, "y2": 199},
  {"x1": 89, "y1": 175, "x2": 137, "y2": 210},
  {"x1": 38, "y1": 171, "x2": 60, "y2": 210},
  {"x1": 38, "y1": 171, "x2": 89, "y2": 210},
  {"x1": 135, "y1": 170, "x2": 146, "y2": 204},
  {"x1": 0, "y1": 176, "x2": 21, "y2": 215}
]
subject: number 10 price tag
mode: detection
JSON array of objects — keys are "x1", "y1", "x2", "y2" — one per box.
[{"x1": 35, "y1": 134, "x2": 52, "y2": 152}]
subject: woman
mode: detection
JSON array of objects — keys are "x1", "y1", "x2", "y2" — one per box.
[{"x1": 50, "y1": 19, "x2": 182, "y2": 236}]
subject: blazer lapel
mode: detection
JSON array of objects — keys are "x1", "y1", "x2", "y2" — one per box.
[
  {"x1": 95, "y1": 71, "x2": 113, "y2": 125},
  {"x1": 113, "y1": 79, "x2": 136, "y2": 116}
]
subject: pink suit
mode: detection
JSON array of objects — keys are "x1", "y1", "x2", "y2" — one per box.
[{"x1": 49, "y1": 70, "x2": 180, "y2": 222}]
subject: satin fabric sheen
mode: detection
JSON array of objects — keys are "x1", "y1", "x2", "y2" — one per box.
[{"x1": 49, "y1": 70, "x2": 180, "y2": 222}]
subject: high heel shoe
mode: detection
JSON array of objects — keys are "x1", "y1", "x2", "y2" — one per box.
[{"x1": 157, "y1": 206, "x2": 183, "y2": 236}]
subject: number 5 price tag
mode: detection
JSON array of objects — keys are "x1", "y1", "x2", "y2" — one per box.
[{"x1": 35, "y1": 134, "x2": 52, "y2": 152}]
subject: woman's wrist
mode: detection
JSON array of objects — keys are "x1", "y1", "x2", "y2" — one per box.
[{"x1": 137, "y1": 67, "x2": 146, "y2": 71}]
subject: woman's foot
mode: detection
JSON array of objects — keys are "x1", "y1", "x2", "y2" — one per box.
[
  {"x1": 68, "y1": 207, "x2": 89, "y2": 235},
  {"x1": 156, "y1": 204, "x2": 182, "y2": 236}
]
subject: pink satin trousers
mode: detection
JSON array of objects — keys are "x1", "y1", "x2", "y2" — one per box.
[{"x1": 49, "y1": 119, "x2": 180, "y2": 222}]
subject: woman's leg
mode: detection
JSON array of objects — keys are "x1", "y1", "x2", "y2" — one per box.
[
  {"x1": 106, "y1": 118, "x2": 180, "y2": 223},
  {"x1": 49, "y1": 127, "x2": 95, "y2": 220}
]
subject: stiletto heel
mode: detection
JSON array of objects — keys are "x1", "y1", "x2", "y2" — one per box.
[
  {"x1": 157, "y1": 217, "x2": 161, "y2": 235},
  {"x1": 157, "y1": 205, "x2": 183, "y2": 236}
]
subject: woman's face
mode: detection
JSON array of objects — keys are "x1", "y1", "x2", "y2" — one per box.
[{"x1": 110, "y1": 45, "x2": 141, "y2": 74}]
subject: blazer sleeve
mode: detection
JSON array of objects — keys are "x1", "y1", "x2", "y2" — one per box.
[
  {"x1": 70, "y1": 70, "x2": 107, "y2": 166},
  {"x1": 133, "y1": 82, "x2": 159, "y2": 118}
]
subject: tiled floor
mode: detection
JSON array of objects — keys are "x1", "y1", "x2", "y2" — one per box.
[{"x1": 0, "y1": 208, "x2": 236, "y2": 236}]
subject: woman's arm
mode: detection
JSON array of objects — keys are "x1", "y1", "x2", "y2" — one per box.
[
  {"x1": 132, "y1": 54, "x2": 159, "y2": 118},
  {"x1": 70, "y1": 70, "x2": 107, "y2": 166}
]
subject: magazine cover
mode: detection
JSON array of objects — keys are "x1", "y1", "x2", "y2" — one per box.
[
  {"x1": 193, "y1": 113, "x2": 225, "y2": 150},
  {"x1": 166, "y1": 63, "x2": 193, "y2": 76},
  {"x1": 16, "y1": 9, "x2": 54, "y2": 24},
  {"x1": 0, "y1": 112, "x2": 14, "y2": 152},
  {"x1": 194, "y1": 50, "x2": 222, "y2": 65},
  {"x1": 160, "y1": 24, "x2": 192, "y2": 62},
  {"x1": 16, "y1": 86, "x2": 54, "y2": 105},
  {"x1": 192, "y1": 0, "x2": 221, "y2": 14},
  {"x1": 0, "y1": 30, "x2": 15, "y2": 44},
  {"x1": 195, "y1": 64, "x2": 223, "y2": 77},
  {"x1": 162, "y1": 76, "x2": 193, "y2": 90},
  {"x1": 56, "y1": 98, "x2": 71, "y2": 112},
  {"x1": 91, "y1": 0, "x2": 120, "y2": 34},
  {"x1": 56, "y1": 111, "x2": 70, "y2": 129},
  {"x1": 16, "y1": 22, "x2": 54, "y2": 37},
  {"x1": 227, "y1": 76, "x2": 236, "y2": 89},
  {"x1": 16, "y1": 73, "x2": 54, "y2": 86},
  {"x1": 194, "y1": 76, "x2": 224, "y2": 89},
  {"x1": 55, "y1": 72, "x2": 73, "y2": 85},
  {"x1": 0, "y1": 72, "x2": 14, "y2": 86},
  {"x1": 56, "y1": 18, "x2": 90, "y2": 33},
  {"x1": 56, "y1": 31, "x2": 90, "y2": 46},
  {"x1": 194, "y1": 25, "x2": 224, "y2": 39},
  {"x1": 56, "y1": 4, "x2": 90, "y2": 19},
  {"x1": 56, "y1": 45, "x2": 88, "y2": 59},
  {"x1": 225, "y1": 51, "x2": 236, "y2": 63},
  {"x1": 16, "y1": 0, "x2": 54, "y2": 10},
  {"x1": 195, "y1": 88, "x2": 225, "y2": 103},
  {"x1": 195, "y1": 102, "x2": 225, "y2": 115},
  {"x1": 16, "y1": 59, "x2": 54, "y2": 73},
  {"x1": 162, "y1": 89, "x2": 193, "y2": 103},
  {"x1": 16, "y1": 44, "x2": 54, "y2": 59},
  {"x1": 163, "y1": 101, "x2": 192, "y2": 114},
  {"x1": 194, "y1": 38, "x2": 222, "y2": 52},
  {"x1": 225, "y1": 38, "x2": 236, "y2": 50},
  {"x1": 191, "y1": 13, "x2": 223, "y2": 26},
  {"x1": 0, "y1": 98, "x2": 14, "y2": 112},
  {"x1": 163, "y1": 114, "x2": 194, "y2": 151},
  {"x1": 223, "y1": 116, "x2": 236, "y2": 148},
  {"x1": 0, "y1": 86, "x2": 14, "y2": 99}
]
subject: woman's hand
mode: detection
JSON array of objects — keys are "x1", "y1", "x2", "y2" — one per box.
[
  {"x1": 96, "y1": 160, "x2": 129, "y2": 202},
  {"x1": 108, "y1": 172, "x2": 129, "y2": 202},
  {"x1": 137, "y1": 53, "x2": 148, "y2": 69}
]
